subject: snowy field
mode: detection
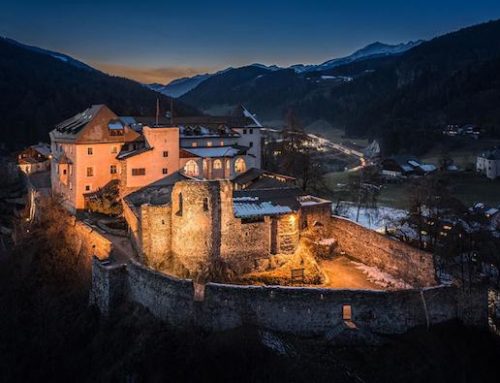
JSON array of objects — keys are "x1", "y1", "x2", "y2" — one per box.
[{"x1": 333, "y1": 202, "x2": 407, "y2": 231}]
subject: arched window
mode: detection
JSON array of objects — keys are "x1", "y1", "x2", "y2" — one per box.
[
  {"x1": 184, "y1": 160, "x2": 199, "y2": 176},
  {"x1": 213, "y1": 159, "x2": 222, "y2": 169},
  {"x1": 234, "y1": 158, "x2": 246, "y2": 173}
]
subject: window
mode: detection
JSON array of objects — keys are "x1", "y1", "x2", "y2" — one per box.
[
  {"x1": 110, "y1": 165, "x2": 117, "y2": 174},
  {"x1": 178, "y1": 193, "x2": 183, "y2": 216},
  {"x1": 249, "y1": 141, "x2": 253, "y2": 148},
  {"x1": 234, "y1": 158, "x2": 246, "y2": 173},
  {"x1": 192, "y1": 142, "x2": 198, "y2": 147},
  {"x1": 111, "y1": 146, "x2": 118, "y2": 154},
  {"x1": 184, "y1": 160, "x2": 199, "y2": 176},
  {"x1": 85, "y1": 184, "x2": 91, "y2": 192},
  {"x1": 86, "y1": 167, "x2": 94, "y2": 177},
  {"x1": 220, "y1": 141, "x2": 224, "y2": 146},
  {"x1": 249, "y1": 129, "x2": 253, "y2": 134},
  {"x1": 203, "y1": 197, "x2": 209, "y2": 211},
  {"x1": 69, "y1": 181, "x2": 72, "y2": 190},
  {"x1": 207, "y1": 141, "x2": 213, "y2": 147},
  {"x1": 63, "y1": 169, "x2": 67, "y2": 175},
  {"x1": 163, "y1": 151, "x2": 169, "y2": 157},
  {"x1": 243, "y1": 129, "x2": 247, "y2": 134},
  {"x1": 87, "y1": 147, "x2": 93, "y2": 155},
  {"x1": 162, "y1": 168, "x2": 168, "y2": 174},
  {"x1": 342, "y1": 305, "x2": 352, "y2": 321},
  {"x1": 213, "y1": 159, "x2": 222, "y2": 169},
  {"x1": 226, "y1": 159, "x2": 230, "y2": 170},
  {"x1": 132, "y1": 168, "x2": 146, "y2": 176}
]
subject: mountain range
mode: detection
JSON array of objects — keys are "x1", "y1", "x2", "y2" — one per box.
[
  {"x1": 179, "y1": 20, "x2": 500, "y2": 154},
  {"x1": 0, "y1": 37, "x2": 198, "y2": 149},
  {"x1": 150, "y1": 41, "x2": 422, "y2": 97}
]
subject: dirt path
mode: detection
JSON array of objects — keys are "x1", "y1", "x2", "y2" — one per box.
[{"x1": 320, "y1": 257, "x2": 381, "y2": 290}]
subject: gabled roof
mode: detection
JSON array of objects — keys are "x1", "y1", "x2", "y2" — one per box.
[{"x1": 50, "y1": 105, "x2": 141, "y2": 144}]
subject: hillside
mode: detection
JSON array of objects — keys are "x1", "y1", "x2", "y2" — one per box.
[
  {"x1": 0, "y1": 38, "x2": 198, "y2": 149},
  {"x1": 180, "y1": 20, "x2": 500, "y2": 154}
]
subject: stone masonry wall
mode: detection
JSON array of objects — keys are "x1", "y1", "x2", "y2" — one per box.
[
  {"x1": 74, "y1": 221, "x2": 112, "y2": 259},
  {"x1": 328, "y1": 216, "x2": 436, "y2": 287},
  {"x1": 141, "y1": 204, "x2": 172, "y2": 268},
  {"x1": 171, "y1": 181, "x2": 222, "y2": 274},
  {"x1": 91, "y1": 260, "x2": 488, "y2": 341}
]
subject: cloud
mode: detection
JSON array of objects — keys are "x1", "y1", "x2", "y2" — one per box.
[{"x1": 89, "y1": 62, "x2": 216, "y2": 84}]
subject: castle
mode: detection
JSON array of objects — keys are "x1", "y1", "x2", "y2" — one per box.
[
  {"x1": 50, "y1": 104, "x2": 331, "y2": 276},
  {"x1": 46, "y1": 104, "x2": 491, "y2": 341}
]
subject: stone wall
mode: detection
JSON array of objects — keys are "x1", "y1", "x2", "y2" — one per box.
[
  {"x1": 141, "y1": 204, "x2": 171, "y2": 268},
  {"x1": 91, "y1": 260, "x2": 488, "y2": 342},
  {"x1": 74, "y1": 221, "x2": 113, "y2": 259},
  {"x1": 171, "y1": 181, "x2": 222, "y2": 274},
  {"x1": 328, "y1": 216, "x2": 436, "y2": 287}
]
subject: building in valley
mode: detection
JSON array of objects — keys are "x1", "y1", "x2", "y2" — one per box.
[
  {"x1": 17, "y1": 143, "x2": 51, "y2": 174},
  {"x1": 477, "y1": 148, "x2": 500, "y2": 179}
]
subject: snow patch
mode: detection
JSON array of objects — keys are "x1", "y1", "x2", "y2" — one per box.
[{"x1": 351, "y1": 261, "x2": 413, "y2": 289}]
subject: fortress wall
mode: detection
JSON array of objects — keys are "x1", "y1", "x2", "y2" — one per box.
[
  {"x1": 91, "y1": 257, "x2": 488, "y2": 337},
  {"x1": 122, "y1": 200, "x2": 141, "y2": 255},
  {"x1": 74, "y1": 220, "x2": 112, "y2": 259},
  {"x1": 328, "y1": 216, "x2": 436, "y2": 287},
  {"x1": 140, "y1": 204, "x2": 171, "y2": 268},
  {"x1": 126, "y1": 259, "x2": 195, "y2": 327},
  {"x1": 89, "y1": 257, "x2": 127, "y2": 316}
]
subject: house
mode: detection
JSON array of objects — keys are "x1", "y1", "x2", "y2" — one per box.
[
  {"x1": 50, "y1": 104, "x2": 264, "y2": 212},
  {"x1": 17, "y1": 143, "x2": 51, "y2": 174},
  {"x1": 476, "y1": 148, "x2": 500, "y2": 179},
  {"x1": 381, "y1": 156, "x2": 437, "y2": 178}
]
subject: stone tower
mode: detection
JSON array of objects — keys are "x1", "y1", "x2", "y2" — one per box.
[{"x1": 170, "y1": 180, "x2": 222, "y2": 275}]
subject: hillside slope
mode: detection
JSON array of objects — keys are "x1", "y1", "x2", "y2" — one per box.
[
  {"x1": 181, "y1": 20, "x2": 500, "y2": 154},
  {"x1": 0, "y1": 38, "x2": 198, "y2": 149}
]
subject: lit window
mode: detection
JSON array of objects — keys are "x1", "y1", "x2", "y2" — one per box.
[
  {"x1": 220, "y1": 141, "x2": 224, "y2": 146},
  {"x1": 192, "y1": 142, "x2": 198, "y2": 147},
  {"x1": 86, "y1": 167, "x2": 94, "y2": 177},
  {"x1": 234, "y1": 158, "x2": 246, "y2": 173},
  {"x1": 226, "y1": 160, "x2": 230, "y2": 170},
  {"x1": 184, "y1": 160, "x2": 199, "y2": 176},
  {"x1": 207, "y1": 141, "x2": 213, "y2": 147},
  {"x1": 342, "y1": 305, "x2": 352, "y2": 321},
  {"x1": 163, "y1": 151, "x2": 169, "y2": 157},
  {"x1": 162, "y1": 168, "x2": 168, "y2": 174},
  {"x1": 110, "y1": 165, "x2": 117, "y2": 174},
  {"x1": 132, "y1": 168, "x2": 146, "y2": 176},
  {"x1": 87, "y1": 147, "x2": 93, "y2": 155},
  {"x1": 213, "y1": 159, "x2": 222, "y2": 169}
]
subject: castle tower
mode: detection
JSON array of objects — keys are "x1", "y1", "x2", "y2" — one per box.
[{"x1": 170, "y1": 180, "x2": 222, "y2": 275}]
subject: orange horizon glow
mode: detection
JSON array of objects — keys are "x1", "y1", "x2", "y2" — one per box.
[{"x1": 90, "y1": 62, "x2": 216, "y2": 84}]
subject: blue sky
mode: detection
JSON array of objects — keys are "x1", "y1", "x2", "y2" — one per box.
[{"x1": 2, "y1": 0, "x2": 500, "y2": 83}]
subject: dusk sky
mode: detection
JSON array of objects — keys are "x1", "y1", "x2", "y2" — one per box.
[{"x1": 2, "y1": 0, "x2": 500, "y2": 84}]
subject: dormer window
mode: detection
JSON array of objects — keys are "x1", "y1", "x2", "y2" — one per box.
[{"x1": 108, "y1": 120, "x2": 125, "y2": 136}]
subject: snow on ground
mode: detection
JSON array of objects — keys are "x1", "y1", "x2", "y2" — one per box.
[
  {"x1": 333, "y1": 202, "x2": 407, "y2": 231},
  {"x1": 351, "y1": 261, "x2": 413, "y2": 289},
  {"x1": 259, "y1": 330, "x2": 291, "y2": 356}
]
